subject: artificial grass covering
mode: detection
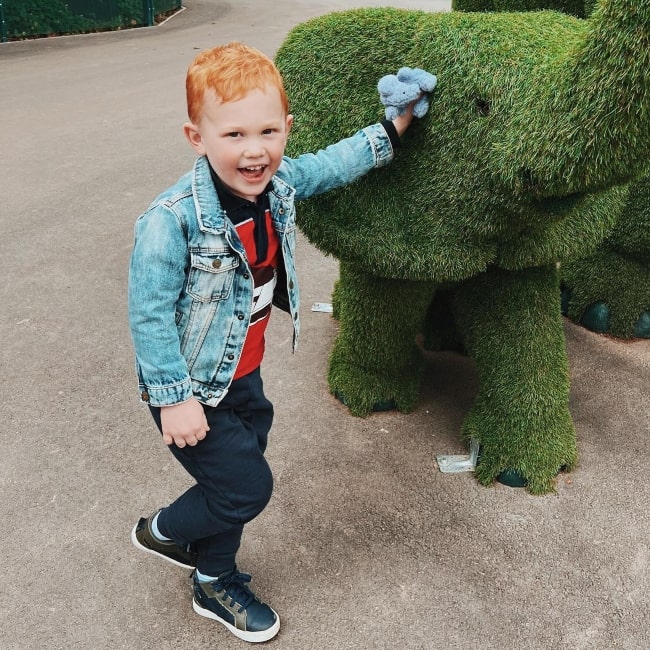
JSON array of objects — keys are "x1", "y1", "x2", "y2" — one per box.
[
  {"x1": 562, "y1": 174, "x2": 650, "y2": 337},
  {"x1": 452, "y1": 0, "x2": 596, "y2": 17},
  {"x1": 455, "y1": 0, "x2": 650, "y2": 340},
  {"x1": 275, "y1": 1, "x2": 650, "y2": 493}
]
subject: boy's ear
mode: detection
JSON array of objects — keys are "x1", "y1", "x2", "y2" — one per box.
[
  {"x1": 183, "y1": 122, "x2": 206, "y2": 155},
  {"x1": 285, "y1": 114, "x2": 294, "y2": 135}
]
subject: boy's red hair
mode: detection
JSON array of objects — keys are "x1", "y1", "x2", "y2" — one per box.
[{"x1": 186, "y1": 41, "x2": 289, "y2": 124}]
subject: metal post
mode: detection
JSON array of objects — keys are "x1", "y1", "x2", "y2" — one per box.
[
  {"x1": 144, "y1": 0, "x2": 155, "y2": 27},
  {"x1": 0, "y1": 1, "x2": 7, "y2": 43}
]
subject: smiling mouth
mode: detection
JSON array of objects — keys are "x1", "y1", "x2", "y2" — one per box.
[{"x1": 239, "y1": 165, "x2": 267, "y2": 180}]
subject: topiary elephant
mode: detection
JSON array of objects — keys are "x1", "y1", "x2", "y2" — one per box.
[
  {"x1": 275, "y1": 0, "x2": 650, "y2": 494},
  {"x1": 455, "y1": 0, "x2": 650, "y2": 340}
]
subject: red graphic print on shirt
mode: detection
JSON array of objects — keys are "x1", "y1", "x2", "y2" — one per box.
[{"x1": 233, "y1": 208, "x2": 279, "y2": 379}]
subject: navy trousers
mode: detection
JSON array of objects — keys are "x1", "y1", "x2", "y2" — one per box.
[{"x1": 149, "y1": 367, "x2": 274, "y2": 576}]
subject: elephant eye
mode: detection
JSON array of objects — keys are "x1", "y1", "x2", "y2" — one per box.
[
  {"x1": 519, "y1": 168, "x2": 543, "y2": 195},
  {"x1": 475, "y1": 97, "x2": 490, "y2": 117}
]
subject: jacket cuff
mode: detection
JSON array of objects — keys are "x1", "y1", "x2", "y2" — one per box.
[
  {"x1": 381, "y1": 119, "x2": 401, "y2": 148},
  {"x1": 139, "y1": 378, "x2": 193, "y2": 406}
]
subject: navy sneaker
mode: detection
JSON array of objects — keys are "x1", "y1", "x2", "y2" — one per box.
[
  {"x1": 131, "y1": 512, "x2": 197, "y2": 569},
  {"x1": 192, "y1": 568, "x2": 280, "y2": 643}
]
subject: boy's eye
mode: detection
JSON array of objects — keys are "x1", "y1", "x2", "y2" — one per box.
[
  {"x1": 262, "y1": 129, "x2": 273, "y2": 135},
  {"x1": 227, "y1": 132, "x2": 241, "y2": 138}
]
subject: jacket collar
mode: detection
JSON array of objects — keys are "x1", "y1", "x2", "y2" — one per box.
[{"x1": 192, "y1": 156, "x2": 293, "y2": 233}]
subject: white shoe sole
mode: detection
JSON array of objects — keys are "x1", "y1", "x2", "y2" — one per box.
[{"x1": 192, "y1": 597, "x2": 280, "y2": 643}]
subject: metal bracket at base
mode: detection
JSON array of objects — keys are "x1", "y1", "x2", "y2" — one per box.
[
  {"x1": 311, "y1": 302, "x2": 333, "y2": 313},
  {"x1": 436, "y1": 438, "x2": 480, "y2": 473}
]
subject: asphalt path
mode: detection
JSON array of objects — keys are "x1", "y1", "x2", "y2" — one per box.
[{"x1": 1, "y1": 2, "x2": 648, "y2": 648}]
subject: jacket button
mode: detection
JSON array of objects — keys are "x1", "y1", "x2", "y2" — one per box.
[
  {"x1": 289, "y1": 280, "x2": 294, "y2": 290},
  {"x1": 141, "y1": 391, "x2": 150, "y2": 402},
  {"x1": 278, "y1": 208, "x2": 285, "y2": 215},
  {"x1": 227, "y1": 354, "x2": 235, "y2": 360},
  {"x1": 243, "y1": 273, "x2": 250, "y2": 280},
  {"x1": 212, "y1": 259, "x2": 222, "y2": 269},
  {"x1": 238, "y1": 314, "x2": 245, "y2": 320}
]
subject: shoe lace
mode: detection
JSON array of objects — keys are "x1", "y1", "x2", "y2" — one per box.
[{"x1": 214, "y1": 570, "x2": 255, "y2": 612}]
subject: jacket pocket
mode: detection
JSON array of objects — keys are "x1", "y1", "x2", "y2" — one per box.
[{"x1": 187, "y1": 249, "x2": 239, "y2": 302}]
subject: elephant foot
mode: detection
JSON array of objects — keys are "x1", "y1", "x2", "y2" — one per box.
[
  {"x1": 474, "y1": 450, "x2": 575, "y2": 494},
  {"x1": 475, "y1": 445, "x2": 569, "y2": 490},
  {"x1": 576, "y1": 301, "x2": 650, "y2": 339},
  {"x1": 474, "y1": 455, "x2": 573, "y2": 494},
  {"x1": 494, "y1": 466, "x2": 567, "y2": 488},
  {"x1": 495, "y1": 468, "x2": 528, "y2": 488},
  {"x1": 335, "y1": 391, "x2": 396, "y2": 412},
  {"x1": 467, "y1": 411, "x2": 577, "y2": 495},
  {"x1": 562, "y1": 286, "x2": 650, "y2": 339},
  {"x1": 328, "y1": 356, "x2": 421, "y2": 417},
  {"x1": 560, "y1": 248, "x2": 650, "y2": 340}
]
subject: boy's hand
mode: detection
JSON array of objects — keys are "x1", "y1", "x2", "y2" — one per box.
[
  {"x1": 160, "y1": 397, "x2": 209, "y2": 448},
  {"x1": 391, "y1": 99, "x2": 419, "y2": 137}
]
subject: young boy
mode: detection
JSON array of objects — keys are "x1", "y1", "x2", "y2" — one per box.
[{"x1": 128, "y1": 41, "x2": 421, "y2": 643}]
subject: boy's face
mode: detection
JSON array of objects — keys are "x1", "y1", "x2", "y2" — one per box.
[{"x1": 184, "y1": 85, "x2": 293, "y2": 202}]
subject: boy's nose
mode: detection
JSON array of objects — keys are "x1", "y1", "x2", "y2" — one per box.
[{"x1": 244, "y1": 140, "x2": 265, "y2": 157}]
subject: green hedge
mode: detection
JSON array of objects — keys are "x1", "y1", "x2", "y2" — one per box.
[
  {"x1": 451, "y1": 0, "x2": 596, "y2": 17},
  {"x1": 2, "y1": 0, "x2": 177, "y2": 40},
  {"x1": 5, "y1": 0, "x2": 95, "y2": 38}
]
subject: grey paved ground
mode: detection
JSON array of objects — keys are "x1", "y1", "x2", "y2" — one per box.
[{"x1": 1, "y1": 1, "x2": 649, "y2": 648}]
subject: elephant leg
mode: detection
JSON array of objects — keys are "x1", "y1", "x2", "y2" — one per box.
[
  {"x1": 328, "y1": 262, "x2": 436, "y2": 416},
  {"x1": 561, "y1": 175, "x2": 650, "y2": 339},
  {"x1": 561, "y1": 246, "x2": 650, "y2": 339},
  {"x1": 452, "y1": 265, "x2": 577, "y2": 494}
]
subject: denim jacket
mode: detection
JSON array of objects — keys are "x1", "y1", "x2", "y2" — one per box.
[{"x1": 128, "y1": 123, "x2": 395, "y2": 407}]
